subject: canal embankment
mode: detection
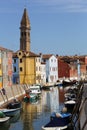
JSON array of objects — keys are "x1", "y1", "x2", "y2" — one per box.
[{"x1": 0, "y1": 84, "x2": 27, "y2": 108}]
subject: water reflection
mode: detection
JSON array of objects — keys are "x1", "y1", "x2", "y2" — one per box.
[
  {"x1": 0, "y1": 121, "x2": 10, "y2": 130},
  {"x1": 10, "y1": 112, "x2": 21, "y2": 123},
  {"x1": 59, "y1": 87, "x2": 65, "y2": 104},
  {"x1": 22, "y1": 102, "x2": 42, "y2": 130},
  {"x1": 43, "y1": 87, "x2": 59, "y2": 112},
  {"x1": 21, "y1": 87, "x2": 61, "y2": 130},
  {"x1": 3, "y1": 87, "x2": 65, "y2": 130}
]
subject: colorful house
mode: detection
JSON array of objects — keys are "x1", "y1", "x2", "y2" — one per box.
[
  {"x1": 36, "y1": 55, "x2": 46, "y2": 84},
  {"x1": 42, "y1": 54, "x2": 58, "y2": 83},
  {"x1": 12, "y1": 53, "x2": 19, "y2": 84},
  {"x1": 0, "y1": 47, "x2": 13, "y2": 88},
  {"x1": 36, "y1": 56, "x2": 42, "y2": 84},
  {"x1": 17, "y1": 50, "x2": 38, "y2": 84},
  {"x1": 40, "y1": 62, "x2": 46, "y2": 84}
]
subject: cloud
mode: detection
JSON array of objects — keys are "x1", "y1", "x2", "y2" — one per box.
[{"x1": 30, "y1": 0, "x2": 87, "y2": 13}]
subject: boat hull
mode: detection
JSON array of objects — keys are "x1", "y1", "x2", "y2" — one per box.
[
  {"x1": 0, "y1": 116, "x2": 10, "y2": 123},
  {"x1": 42, "y1": 125, "x2": 67, "y2": 130},
  {"x1": 64, "y1": 100, "x2": 76, "y2": 113},
  {"x1": 42, "y1": 112, "x2": 71, "y2": 130},
  {"x1": 7, "y1": 101, "x2": 21, "y2": 109},
  {"x1": 1, "y1": 108, "x2": 21, "y2": 117}
]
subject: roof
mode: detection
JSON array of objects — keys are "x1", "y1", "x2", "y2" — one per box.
[
  {"x1": 0, "y1": 46, "x2": 13, "y2": 52},
  {"x1": 58, "y1": 55, "x2": 86, "y2": 65},
  {"x1": 13, "y1": 50, "x2": 39, "y2": 58},
  {"x1": 20, "y1": 8, "x2": 30, "y2": 29},
  {"x1": 42, "y1": 54, "x2": 53, "y2": 59}
]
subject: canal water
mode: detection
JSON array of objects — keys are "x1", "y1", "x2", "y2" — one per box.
[{"x1": 0, "y1": 87, "x2": 65, "y2": 130}]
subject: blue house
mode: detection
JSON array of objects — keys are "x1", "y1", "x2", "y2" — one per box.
[{"x1": 12, "y1": 54, "x2": 19, "y2": 84}]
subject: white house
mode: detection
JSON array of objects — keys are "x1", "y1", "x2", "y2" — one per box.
[
  {"x1": 36, "y1": 56, "x2": 46, "y2": 84},
  {"x1": 40, "y1": 62, "x2": 46, "y2": 84},
  {"x1": 36, "y1": 56, "x2": 41, "y2": 84},
  {"x1": 42, "y1": 54, "x2": 58, "y2": 83}
]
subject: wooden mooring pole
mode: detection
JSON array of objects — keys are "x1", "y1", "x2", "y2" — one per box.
[{"x1": 0, "y1": 90, "x2": 5, "y2": 102}]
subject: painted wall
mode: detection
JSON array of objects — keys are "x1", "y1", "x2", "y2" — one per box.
[
  {"x1": 19, "y1": 56, "x2": 36, "y2": 85},
  {"x1": 36, "y1": 57, "x2": 41, "y2": 84},
  {"x1": 49, "y1": 55, "x2": 58, "y2": 83},
  {"x1": 40, "y1": 63, "x2": 46, "y2": 84},
  {"x1": 2, "y1": 51, "x2": 13, "y2": 87},
  {"x1": 12, "y1": 57, "x2": 19, "y2": 84},
  {"x1": 45, "y1": 55, "x2": 58, "y2": 83},
  {"x1": 58, "y1": 59, "x2": 70, "y2": 78}
]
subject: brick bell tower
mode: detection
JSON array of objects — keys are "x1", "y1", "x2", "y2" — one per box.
[{"x1": 20, "y1": 8, "x2": 31, "y2": 52}]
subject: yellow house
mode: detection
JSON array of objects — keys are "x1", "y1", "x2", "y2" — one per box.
[{"x1": 17, "y1": 50, "x2": 38, "y2": 85}]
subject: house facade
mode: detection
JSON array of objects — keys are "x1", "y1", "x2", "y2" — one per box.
[
  {"x1": 36, "y1": 56, "x2": 41, "y2": 84},
  {"x1": 58, "y1": 58, "x2": 70, "y2": 79},
  {"x1": 12, "y1": 53, "x2": 19, "y2": 84},
  {"x1": 42, "y1": 54, "x2": 58, "y2": 83},
  {"x1": 40, "y1": 62, "x2": 46, "y2": 84},
  {"x1": 0, "y1": 47, "x2": 13, "y2": 87},
  {"x1": 17, "y1": 50, "x2": 37, "y2": 85}
]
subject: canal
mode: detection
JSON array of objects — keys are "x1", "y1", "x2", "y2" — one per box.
[{"x1": 0, "y1": 87, "x2": 65, "y2": 130}]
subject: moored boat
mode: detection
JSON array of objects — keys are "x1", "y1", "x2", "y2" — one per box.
[
  {"x1": 6, "y1": 99, "x2": 21, "y2": 109},
  {"x1": 29, "y1": 85, "x2": 41, "y2": 94},
  {"x1": 23, "y1": 93, "x2": 38, "y2": 103},
  {"x1": 42, "y1": 83, "x2": 53, "y2": 90},
  {"x1": 62, "y1": 79, "x2": 77, "y2": 87},
  {"x1": 0, "y1": 98, "x2": 21, "y2": 117},
  {"x1": 0, "y1": 111, "x2": 10, "y2": 123},
  {"x1": 54, "y1": 81, "x2": 63, "y2": 87},
  {"x1": 0, "y1": 107, "x2": 21, "y2": 117},
  {"x1": 42, "y1": 112, "x2": 71, "y2": 130},
  {"x1": 64, "y1": 100, "x2": 76, "y2": 113}
]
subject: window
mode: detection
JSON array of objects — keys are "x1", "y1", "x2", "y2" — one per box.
[
  {"x1": 54, "y1": 59, "x2": 56, "y2": 62},
  {"x1": 39, "y1": 58, "x2": 40, "y2": 62},
  {"x1": 50, "y1": 75, "x2": 54, "y2": 82},
  {"x1": 20, "y1": 59, "x2": 22, "y2": 63},
  {"x1": 24, "y1": 32, "x2": 26, "y2": 36},
  {"x1": 14, "y1": 67, "x2": 16, "y2": 72},
  {"x1": 14, "y1": 59, "x2": 16, "y2": 63},
  {"x1": 51, "y1": 59, "x2": 53, "y2": 62},
  {"x1": 21, "y1": 32, "x2": 23, "y2": 37},
  {"x1": 43, "y1": 59, "x2": 46, "y2": 62},
  {"x1": 20, "y1": 67, "x2": 22, "y2": 72},
  {"x1": 19, "y1": 52, "x2": 21, "y2": 55}
]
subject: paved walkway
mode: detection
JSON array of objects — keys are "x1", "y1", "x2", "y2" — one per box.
[{"x1": 79, "y1": 83, "x2": 87, "y2": 130}]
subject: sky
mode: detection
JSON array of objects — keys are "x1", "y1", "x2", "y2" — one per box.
[{"x1": 0, "y1": 0, "x2": 87, "y2": 56}]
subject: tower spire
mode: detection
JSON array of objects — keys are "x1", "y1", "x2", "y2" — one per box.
[{"x1": 20, "y1": 8, "x2": 31, "y2": 52}]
